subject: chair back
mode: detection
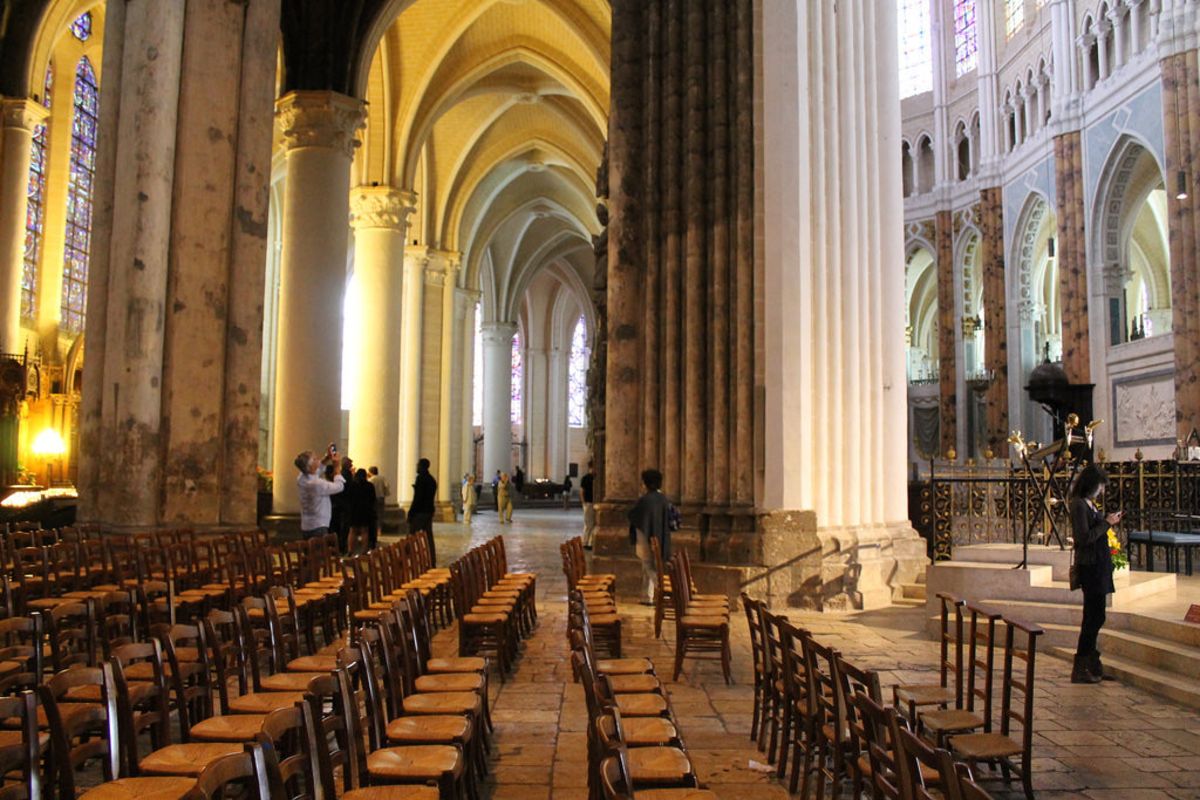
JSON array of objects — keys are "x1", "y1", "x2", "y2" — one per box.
[
  {"x1": 255, "y1": 702, "x2": 320, "y2": 800},
  {"x1": 897, "y1": 726, "x2": 964, "y2": 800},
  {"x1": 0, "y1": 614, "x2": 43, "y2": 692},
  {"x1": 0, "y1": 691, "x2": 40, "y2": 800},
  {"x1": 935, "y1": 592, "x2": 966, "y2": 705},
  {"x1": 191, "y1": 749, "x2": 260, "y2": 800},
  {"x1": 964, "y1": 601, "x2": 1002, "y2": 730},
  {"x1": 997, "y1": 618, "x2": 1042, "y2": 758},
  {"x1": 854, "y1": 692, "x2": 904, "y2": 800}
]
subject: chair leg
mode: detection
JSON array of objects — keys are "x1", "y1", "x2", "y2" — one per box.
[
  {"x1": 788, "y1": 720, "x2": 804, "y2": 795},
  {"x1": 774, "y1": 704, "x2": 791, "y2": 778},
  {"x1": 720, "y1": 635, "x2": 733, "y2": 685},
  {"x1": 749, "y1": 679, "x2": 761, "y2": 741},
  {"x1": 673, "y1": 634, "x2": 685, "y2": 681}
]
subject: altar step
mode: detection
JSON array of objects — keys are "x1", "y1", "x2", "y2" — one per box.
[{"x1": 1047, "y1": 643, "x2": 1200, "y2": 709}]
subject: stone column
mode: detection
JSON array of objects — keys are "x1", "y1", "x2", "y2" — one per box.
[
  {"x1": 270, "y1": 91, "x2": 364, "y2": 515},
  {"x1": 455, "y1": 289, "x2": 480, "y2": 483},
  {"x1": 480, "y1": 321, "x2": 516, "y2": 482},
  {"x1": 936, "y1": 211, "x2": 957, "y2": 456},
  {"x1": 1054, "y1": 131, "x2": 1091, "y2": 384},
  {"x1": 0, "y1": 99, "x2": 48, "y2": 354},
  {"x1": 79, "y1": 0, "x2": 278, "y2": 527},
  {"x1": 1110, "y1": 8, "x2": 1127, "y2": 69},
  {"x1": 427, "y1": 250, "x2": 460, "y2": 520},
  {"x1": 979, "y1": 186, "x2": 1010, "y2": 454},
  {"x1": 1098, "y1": 20, "x2": 1112, "y2": 79},
  {"x1": 396, "y1": 245, "x2": 427, "y2": 505},
  {"x1": 976, "y1": 0, "x2": 1002, "y2": 169},
  {"x1": 548, "y1": 345, "x2": 570, "y2": 479},
  {"x1": 348, "y1": 185, "x2": 413, "y2": 508}
]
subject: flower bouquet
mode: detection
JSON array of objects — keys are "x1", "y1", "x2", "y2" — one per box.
[{"x1": 1107, "y1": 527, "x2": 1129, "y2": 570}]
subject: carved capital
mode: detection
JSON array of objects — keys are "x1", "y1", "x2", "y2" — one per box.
[
  {"x1": 423, "y1": 250, "x2": 461, "y2": 287},
  {"x1": 275, "y1": 91, "x2": 365, "y2": 159},
  {"x1": 480, "y1": 321, "x2": 518, "y2": 346},
  {"x1": 1, "y1": 98, "x2": 48, "y2": 131},
  {"x1": 349, "y1": 186, "x2": 416, "y2": 231}
]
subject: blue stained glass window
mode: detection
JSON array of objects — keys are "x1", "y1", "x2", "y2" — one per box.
[
  {"x1": 61, "y1": 56, "x2": 98, "y2": 335},
  {"x1": 70, "y1": 12, "x2": 92, "y2": 42},
  {"x1": 22, "y1": 65, "x2": 53, "y2": 321},
  {"x1": 1006, "y1": 0, "x2": 1024, "y2": 38},
  {"x1": 954, "y1": 0, "x2": 979, "y2": 77},
  {"x1": 510, "y1": 332, "x2": 522, "y2": 425},
  {"x1": 898, "y1": 0, "x2": 933, "y2": 98},
  {"x1": 568, "y1": 315, "x2": 589, "y2": 427}
]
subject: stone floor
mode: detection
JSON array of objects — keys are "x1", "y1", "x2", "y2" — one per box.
[{"x1": 427, "y1": 508, "x2": 1200, "y2": 800}]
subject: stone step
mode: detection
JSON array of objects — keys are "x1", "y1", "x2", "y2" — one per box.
[
  {"x1": 1048, "y1": 645, "x2": 1200, "y2": 709},
  {"x1": 928, "y1": 562, "x2": 1176, "y2": 607},
  {"x1": 979, "y1": 598, "x2": 1084, "y2": 627},
  {"x1": 900, "y1": 582, "x2": 927, "y2": 601},
  {"x1": 1098, "y1": 627, "x2": 1200, "y2": 677},
  {"x1": 1125, "y1": 613, "x2": 1200, "y2": 648},
  {"x1": 954, "y1": 543, "x2": 1074, "y2": 581}
]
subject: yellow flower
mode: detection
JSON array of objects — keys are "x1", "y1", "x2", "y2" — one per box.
[{"x1": 1107, "y1": 527, "x2": 1121, "y2": 550}]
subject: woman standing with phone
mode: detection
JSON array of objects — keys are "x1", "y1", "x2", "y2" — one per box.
[{"x1": 1069, "y1": 464, "x2": 1122, "y2": 683}]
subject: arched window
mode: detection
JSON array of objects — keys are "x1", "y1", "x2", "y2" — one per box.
[
  {"x1": 510, "y1": 331, "x2": 522, "y2": 425},
  {"x1": 1006, "y1": 0, "x2": 1025, "y2": 38},
  {"x1": 568, "y1": 315, "x2": 589, "y2": 428},
  {"x1": 22, "y1": 64, "x2": 53, "y2": 321},
  {"x1": 898, "y1": 0, "x2": 932, "y2": 98},
  {"x1": 472, "y1": 303, "x2": 482, "y2": 427},
  {"x1": 61, "y1": 56, "x2": 99, "y2": 335},
  {"x1": 954, "y1": 0, "x2": 978, "y2": 76},
  {"x1": 69, "y1": 11, "x2": 92, "y2": 42}
]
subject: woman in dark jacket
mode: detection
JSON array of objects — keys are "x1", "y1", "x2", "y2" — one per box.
[
  {"x1": 1069, "y1": 464, "x2": 1122, "y2": 683},
  {"x1": 347, "y1": 468, "x2": 377, "y2": 556}
]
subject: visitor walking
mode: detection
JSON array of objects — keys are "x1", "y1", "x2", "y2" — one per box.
[
  {"x1": 295, "y1": 445, "x2": 345, "y2": 540},
  {"x1": 562, "y1": 473, "x2": 573, "y2": 509},
  {"x1": 628, "y1": 468, "x2": 672, "y2": 605},
  {"x1": 497, "y1": 472, "x2": 514, "y2": 523},
  {"x1": 367, "y1": 466, "x2": 389, "y2": 548},
  {"x1": 1070, "y1": 464, "x2": 1122, "y2": 683},
  {"x1": 492, "y1": 470, "x2": 502, "y2": 511},
  {"x1": 346, "y1": 468, "x2": 377, "y2": 556},
  {"x1": 514, "y1": 465, "x2": 525, "y2": 493},
  {"x1": 462, "y1": 474, "x2": 477, "y2": 523},
  {"x1": 581, "y1": 461, "x2": 596, "y2": 549},
  {"x1": 409, "y1": 457, "x2": 439, "y2": 564}
]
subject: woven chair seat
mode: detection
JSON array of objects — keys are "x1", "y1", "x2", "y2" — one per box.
[
  {"x1": 895, "y1": 684, "x2": 956, "y2": 706},
  {"x1": 615, "y1": 693, "x2": 669, "y2": 717},
  {"x1": 188, "y1": 713, "x2": 266, "y2": 742},
  {"x1": 342, "y1": 788, "x2": 440, "y2": 800},
  {"x1": 621, "y1": 716, "x2": 678, "y2": 745},
  {"x1": 920, "y1": 708, "x2": 983, "y2": 733},
  {"x1": 626, "y1": 746, "x2": 692, "y2": 782},
  {"x1": 679, "y1": 615, "x2": 728, "y2": 627},
  {"x1": 79, "y1": 777, "x2": 197, "y2": 800},
  {"x1": 386, "y1": 714, "x2": 470, "y2": 742},
  {"x1": 366, "y1": 745, "x2": 461, "y2": 779},
  {"x1": 228, "y1": 691, "x2": 306, "y2": 714},
  {"x1": 402, "y1": 691, "x2": 480, "y2": 716},
  {"x1": 597, "y1": 658, "x2": 654, "y2": 675},
  {"x1": 287, "y1": 655, "x2": 337, "y2": 672},
  {"x1": 414, "y1": 673, "x2": 483, "y2": 693},
  {"x1": 139, "y1": 742, "x2": 243, "y2": 776},
  {"x1": 636, "y1": 790, "x2": 719, "y2": 799},
  {"x1": 605, "y1": 674, "x2": 662, "y2": 694},
  {"x1": 951, "y1": 732, "x2": 1022, "y2": 760},
  {"x1": 462, "y1": 612, "x2": 507, "y2": 623},
  {"x1": 0, "y1": 728, "x2": 49, "y2": 750},
  {"x1": 259, "y1": 671, "x2": 324, "y2": 692},
  {"x1": 425, "y1": 657, "x2": 486, "y2": 673}
]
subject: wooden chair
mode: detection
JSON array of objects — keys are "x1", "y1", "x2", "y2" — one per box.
[
  {"x1": 854, "y1": 692, "x2": 906, "y2": 800},
  {"x1": 252, "y1": 700, "x2": 324, "y2": 800},
  {"x1": 44, "y1": 597, "x2": 97, "y2": 672},
  {"x1": 0, "y1": 691, "x2": 41, "y2": 800},
  {"x1": 758, "y1": 606, "x2": 789, "y2": 765},
  {"x1": 834, "y1": 654, "x2": 882, "y2": 800},
  {"x1": 777, "y1": 618, "x2": 815, "y2": 796},
  {"x1": 897, "y1": 726, "x2": 964, "y2": 800},
  {"x1": 594, "y1": 713, "x2": 699, "y2": 793},
  {"x1": 740, "y1": 592, "x2": 766, "y2": 741},
  {"x1": 949, "y1": 618, "x2": 1042, "y2": 800},
  {"x1": 39, "y1": 662, "x2": 121, "y2": 797},
  {"x1": 666, "y1": 556, "x2": 731, "y2": 683},
  {"x1": 597, "y1": 747, "x2": 718, "y2": 800},
  {"x1": 449, "y1": 558, "x2": 513, "y2": 674},
  {"x1": 893, "y1": 592, "x2": 964, "y2": 726},
  {"x1": 920, "y1": 602, "x2": 1001, "y2": 744},
  {"x1": 803, "y1": 632, "x2": 851, "y2": 800},
  {"x1": 107, "y1": 641, "x2": 172, "y2": 764},
  {"x1": 0, "y1": 615, "x2": 43, "y2": 693}
]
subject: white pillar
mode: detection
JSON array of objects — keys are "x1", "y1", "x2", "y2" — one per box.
[
  {"x1": 929, "y1": 0, "x2": 951, "y2": 189},
  {"x1": 348, "y1": 185, "x2": 413, "y2": 509},
  {"x1": 396, "y1": 244, "x2": 427, "y2": 505},
  {"x1": 548, "y1": 345, "x2": 570, "y2": 479},
  {"x1": 481, "y1": 321, "x2": 516, "y2": 481},
  {"x1": 457, "y1": 290, "x2": 480, "y2": 480},
  {"x1": 270, "y1": 91, "x2": 364, "y2": 514},
  {"x1": 1098, "y1": 20, "x2": 1112, "y2": 79},
  {"x1": 1109, "y1": 7, "x2": 1127, "y2": 68},
  {"x1": 448, "y1": 287, "x2": 475, "y2": 493},
  {"x1": 0, "y1": 99, "x2": 48, "y2": 354},
  {"x1": 976, "y1": 0, "x2": 1003, "y2": 176},
  {"x1": 432, "y1": 252, "x2": 460, "y2": 514},
  {"x1": 761, "y1": 0, "x2": 924, "y2": 608},
  {"x1": 526, "y1": 346, "x2": 549, "y2": 476}
]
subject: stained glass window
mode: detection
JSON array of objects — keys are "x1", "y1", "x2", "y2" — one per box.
[
  {"x1": 954, "y1": 0, "x2": 978, "y2": 76},
  {"x1": 898, "y1": 0, "x2": 932, "y2": 98},
  {"x1": 22, "y1": 65, "x2": 53, "y2": 322},
  {"x1": 473, "y1": 304, "x2": 483, "y2": 427},
  {"x1": 568, "y1": 315, "x2": 589, "y2": 427},
  {"x1": 1005, "y1": 0, "x2": 1025, "y2": 38},
  {"x1": 70, "y1": 12, "x2": 92, "y2": 42},
  {"x1": 61, "y1": 57, "x2": 98, "y2": 335},
  {"x1": 510, "y1": 331, "x2": 522, "y2": 425}
]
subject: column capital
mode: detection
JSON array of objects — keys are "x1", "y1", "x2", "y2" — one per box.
[
  {"x1": 480, "y1": 320, "x2": 518, "y2": 344},
  {"x1": 275, "y1": 91, "x2": 365, "y2": 159},
  {"x1": 349, "y1": 185, "x2": 416, "y2": 231},
  {"x1": 423, "y1": 249, "x2": 461, "y2": 286},
  {"x1": 1, "y1": 97, "x2": 48, "y2": 131}
]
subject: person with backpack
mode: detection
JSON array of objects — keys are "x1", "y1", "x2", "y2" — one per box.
[{"x1": 628, "y1": 468, "x2": 673, "y2": 605}]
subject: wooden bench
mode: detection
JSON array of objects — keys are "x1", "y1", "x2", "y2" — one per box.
[{"x1": 1127, "y1": 529, "x2": 1200, "y2": 575}]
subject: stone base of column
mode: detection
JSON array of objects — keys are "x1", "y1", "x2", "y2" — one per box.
[
  {"x1": 433, "y1": 501, "x2": 457, "y2": 523},
  {"x1": 591, "y1": 503, "x2": 926, "y2": 610}
]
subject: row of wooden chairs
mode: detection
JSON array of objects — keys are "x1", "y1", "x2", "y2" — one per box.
[
  {"x1": 664, "y1": 549, "x2": 731, "y2": 683},
  {"x1": 449, "y1": 537, "x2": 537, "y2": 675},
  {"x1": 562, "y1": 536, "x2": 620, "y2": 657},
  {"x1": 567, "y1": 599, "x2": 718, "y2": 800}
]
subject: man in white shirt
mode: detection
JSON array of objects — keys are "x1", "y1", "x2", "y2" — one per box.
[{"x1": 295, "y1": 447, "x2": 345, "y2": 538}]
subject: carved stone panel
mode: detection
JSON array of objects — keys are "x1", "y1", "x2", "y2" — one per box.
[{"x1": 1112, "y1": 371, "x2": 1176, "y2": 446}]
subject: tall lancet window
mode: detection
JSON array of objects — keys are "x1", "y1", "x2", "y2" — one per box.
[
  {"x1": 1005, "y1": 0, "x2": 1025, "y2": 38},
  {"x1": 61, "y1": 56, "x2": 99, "y2": 335},
  {"x1": 898, "y1": 0, "x2": 932, "y2": 98},
  {"x1": 568, "y1": 315, "x2": 589, "y2": 427},
  {"x1": 510, "y1": 332, "x2": 523, "y2": 425},
  {"x1": 954, "y1": 0, "x2": 978, "y2": 76},
  {"x1": 22, "y1": 64, "x2": 53, "y2": 322}
]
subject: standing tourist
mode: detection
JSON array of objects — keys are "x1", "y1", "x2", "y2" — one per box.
[
  {"x1": 409, "y1": 458, "x2": 439, "y2": 564},
  {"x1": 367, "y1": 466, "x2": 389, "y2": 548},
  {"x1": 462, "y1": 474, "x2": 477, "y2": 523},
  {"x1": 562, "y1": 473, "x2": 573, "y2": 509},
  {"x1": 581, "y1": 461, "x2": 596, "y2": 549},
  {"x1": 628, "y1": 468, "x2": 672, "y2": 605},
  {"x1": 1069, "y1": 464, "x2": 1122, "y2": 683},
  {"x1": 492, "y1": 470, "x2": 502, "y2": 511},
  {"x1": 497, "y1": 472, "x2": 514, "y2": 523},
  {"x1": 295, "y1": 446, "x2": 345, "y2": 540},
  {"x1": 346, "y1": 468, "x2": 377, "y2": 556}
]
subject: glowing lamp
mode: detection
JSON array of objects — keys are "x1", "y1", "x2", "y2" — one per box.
[{"x1": 31, "y1": 428, "x2": 66, "y2": 457}]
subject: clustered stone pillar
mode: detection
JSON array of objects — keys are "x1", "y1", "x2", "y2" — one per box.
[
  {"x1": 78, "y1": 0, "x2": 278, "y2": 527},
  {"x1": 396, "y1": 245, "x2": 427, "y2": 505},
  {"x1": 348, "y1": 186, "x2": 413, "y2": 509},
  {"x1": 1162, "y1": 49, "x2": 1200, "y2": 438},
  {"x1": 0, "y1": 99, "x2": 47, "y2": 354},
  {"x1": 421, "y1": 249, "x2": 460, "y2": 520},
  {"x1": 480, "y1": 321, "x2": 517, "y2": 483},
  {"x1": 270, "y1": 91, "x2": 364, "y2": 515},
  {"x1": 1054, "y1": 131, "x2": 1090, "y2": 384},
  {"x1": 935, "y1": 211, "x2": 957, "y2": 456},
  {"x1": 600, "y1": 0, "x2": 756, "y2": 570},
  {"x1": 978, "y1": 186, "x2": 1010, "y2": 454}
]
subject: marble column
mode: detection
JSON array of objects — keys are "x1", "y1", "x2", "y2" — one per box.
[
  {"x1": 348, "y1": 185, "x2": 414, "y2": 508},
  {"x1": 426, "y1": 250, "x2": 460, "y2": 520},
  {"x1": 78, "y1": 0, "x2": 278, "y2": 527},
  {"x1": 480, "y1": 321, "x2": 516, "y2": 482},
  {"x1": 1054, "y1": 131, "x2": 1091, "y2": 384},
  {"x1": 396, "y1": 245, "x2": 427, "y2": 505},
  {"x1": 0, "y1": 99, "x2": 47, "y2": 354},
  {"x1": 935, "y1": 211, "x2": 957, "y2": 456},
  {"x1": 1162, "y1": 50, "x2": 1200, "y2": 438},
  {"x1": 270, "y1": 91, "x2": 364, "y2": 515},
  {"x1": 979, "y1": 186, "x2": 1009, "y2": 454}
]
